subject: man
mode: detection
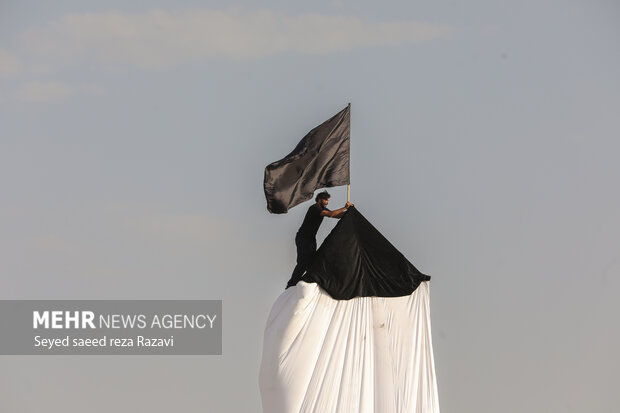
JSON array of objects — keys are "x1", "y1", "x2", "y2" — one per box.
[{"x1": 286, "y1": 191, "x2": 353, "y2": 288}]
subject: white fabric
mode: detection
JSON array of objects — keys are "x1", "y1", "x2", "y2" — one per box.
[{"x1": 259, "y1": 281, "x2": 440, "y2": 413}]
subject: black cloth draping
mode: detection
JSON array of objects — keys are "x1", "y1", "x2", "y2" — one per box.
[{"x1": 301, "y1": 207, "x2": 430, "y2": 300}]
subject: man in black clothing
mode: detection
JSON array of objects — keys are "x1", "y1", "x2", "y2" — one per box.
[{"x1": 286, "y1": 191, "x2": 353, "y2": 288}]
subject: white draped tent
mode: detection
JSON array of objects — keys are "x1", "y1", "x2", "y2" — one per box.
[{"x1": 259, "y1": 281, "x2": 440, "y2": 413}]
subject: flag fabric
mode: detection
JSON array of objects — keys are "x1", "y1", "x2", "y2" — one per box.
[{"x1": 264, "y1": 105, "x2": 350, "y2": 214}]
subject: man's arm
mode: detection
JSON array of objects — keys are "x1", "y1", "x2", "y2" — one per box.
[{"x1": 320, "y1": 202, "x2": 354, "y2": 219}]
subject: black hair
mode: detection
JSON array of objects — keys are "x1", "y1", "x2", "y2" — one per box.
[{"x1": 315, "y1": 190, "x2": 331, "y2": 202}]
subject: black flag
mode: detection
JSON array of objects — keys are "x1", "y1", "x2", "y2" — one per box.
[{"x1": 264, "y1": 105, "x2": 350, "y2": 214}]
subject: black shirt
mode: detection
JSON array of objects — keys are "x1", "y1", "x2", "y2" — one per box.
[{"x1": 297, "y1": 204, "x2": 330, "y2": 239}]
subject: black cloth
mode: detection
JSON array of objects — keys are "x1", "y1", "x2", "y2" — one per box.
[
  {"x1": 297, "y1": 204, "x2": 330, "y2": 239},
  {"x1": 264, "y1": 105, "x2": 350, "y2": 214},
  {"x1": 302, "y1": 206, "x2": 431, "y2": 300},
  {"x1": 286, "y1": 234, "x2": 317, "y2": 288}
]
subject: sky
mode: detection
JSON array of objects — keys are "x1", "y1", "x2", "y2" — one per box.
[{"x1": 1, "y1": 1, "x2": 619, "y2": 412}]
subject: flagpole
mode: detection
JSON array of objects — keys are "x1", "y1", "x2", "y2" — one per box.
[{"x1": 348, "y1": 102, "x2": 351, "y2": 204}]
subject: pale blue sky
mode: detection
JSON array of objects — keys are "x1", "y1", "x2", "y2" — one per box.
[{"x1": 1, "y1": 1, "x2": 619, "y2": 412}]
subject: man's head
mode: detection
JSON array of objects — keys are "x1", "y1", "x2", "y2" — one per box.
[{"x1": 315, "y1": 191, "x2": 330, "y2": 208}]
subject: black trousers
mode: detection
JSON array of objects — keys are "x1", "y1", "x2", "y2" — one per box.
[{"x1": 286, "y1": 234, "x2": 317, "y2": 288}]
